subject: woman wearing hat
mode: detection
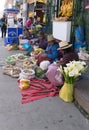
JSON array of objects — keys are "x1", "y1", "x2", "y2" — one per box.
[
  {"x1": 35, "y1": 32, "x2": 48, "y2": 50},
  {"x1": 57, "y1": 41, "x2": 79, "y2": 66},
  {"x1": 46, "y1": 41, "x2": 79, "y2": 86},
  {"x1": 37, "y1": 35, "x2": 60, "y2": 66}
]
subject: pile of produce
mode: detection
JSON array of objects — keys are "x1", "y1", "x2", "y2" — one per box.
[
  {"x1": 23, "y1": 57, "x2": 37, "y2": 69},
  {"x1": 3, "y1": 53, "x2": 37, "y2": 78},
  {"x1": 19, "y1": 69, "x2": 35, "y2": 80},
  {"x1": 31, "y1": 48, "x2": 43, "y2": 56},
  {"x1": 58, "y1": 0, "x2": 73, "y2": 19},
  {"x1": 3, "y1": 54, "x2": 28, "y2": 77},
  {"x1": 35, "y1": 66, "x2": 47, "y2": 79},
  {"x1": 3, "y1": 65, "x2": 21, "y2": 78},
  {"x1": 19, "y1": 79, "x2": 30, "y2": 90},
  {"x1": 5, "y1": 53, "x2": 27, "y2": 65},
  {"x1": 5, "y1": 55, "x2": 17, "y2": 65},
  {"x1": 5, "y1": 44, "x2": 18, "y2": 51}
]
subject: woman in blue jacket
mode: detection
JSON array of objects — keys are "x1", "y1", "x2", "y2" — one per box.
[{"x1": 37, "y1": 35, "x2": 60, "y2": 66}]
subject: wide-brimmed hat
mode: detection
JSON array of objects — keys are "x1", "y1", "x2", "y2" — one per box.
[
  {"x1": 47, "y1": 35, "x2": 55, "y2": 42},
  {"x1": 58, "y1": 41, "x2": 72, "y2": 50}
]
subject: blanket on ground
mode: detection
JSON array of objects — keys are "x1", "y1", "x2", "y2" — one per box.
[{"x1": 18, "y1": 78, "x2": 59, "y2": 104}]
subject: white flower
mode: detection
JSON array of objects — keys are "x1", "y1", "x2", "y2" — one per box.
[
  {"x1": 67, "y1": 65, "x2": 74, "y2": 72},
  {"x1": 66, "y1": 62, "x2": 73, "y2": 67},
  {"x1": 69, "y1": 71, "x2": 75, "y2": 77},
  {"x1": 58, "y1": 61, "x2": 87, "y2": 84},
  {"x1": 64, "y1": 67, "x2": 69, "y2": 75},
  {"x1": 69, "y1": 68, "x2": 78, "y2": 77},
  {"x1": 78, "y1": 65, "x2": 84, "y2": 72},
  {"x1": 58, "y1": 66, "x2": 64, "y2": 74}
]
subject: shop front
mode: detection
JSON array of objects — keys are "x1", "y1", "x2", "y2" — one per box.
[
  {"x1": 27, "y1": 0, "x2": 46, "y2": 23},
  {"x1": 52, "y1": 0, "x2": 89, "y2": 49},
  {"x1": 52, "y1": 0, "x2": 73, "y2": 42}
]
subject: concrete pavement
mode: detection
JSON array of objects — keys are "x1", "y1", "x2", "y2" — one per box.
[{"x1": 0, "y1": 37, "x2": 89, "y2": 130}]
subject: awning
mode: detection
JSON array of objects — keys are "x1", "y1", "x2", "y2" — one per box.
[{"x1": 4, "y1": 8, "x2": 19, "y2": 14}]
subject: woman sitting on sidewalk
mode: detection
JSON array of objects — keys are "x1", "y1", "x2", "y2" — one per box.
[
  {"x1": 20, "y1": 28, "x2": 32, "y2": 40},
  {"x1": 35, "y1": 31, "x2": 48, "y2": 50},
  {"x1": 46, "y1": 41, "x2": 79, "y2": 86},
  {"x1": 37, "y1": 35, "x2": 60, "y2": 66}
]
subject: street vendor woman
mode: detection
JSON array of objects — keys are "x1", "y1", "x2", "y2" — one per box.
[
  {"x1": 35, "y1": 31, "x2": 48, "y2": 50},
  {"x1": 46, "y1": 41, "x2": 79, "y2": 87},
  {"x1": 19, "y1": 28, "x2": 32, "y2": 41},
  {"x1": 57, "y1": 41, "x2": 79, "y2": 67},
  {"x1": 37, "y1": 35, "x2": 60, "y2": 66}
]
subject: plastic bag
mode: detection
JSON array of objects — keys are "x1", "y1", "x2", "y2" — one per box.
[
  {"x1": 22, "y1": 43, "x2": 31, "y2": 51},
  {"x1": 78, "y1": 48, "x2": 89, "y2": 60},
  {"x1": 46, "y1": 63, "x2": 64, "y2": 86},
  {"x1": 59, "y1": 82, "x2": 74, "y2": 102}
]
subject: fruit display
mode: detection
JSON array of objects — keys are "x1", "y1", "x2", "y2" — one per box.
[
  {"x1": 19, "y1": 79, "x2": 30, "y2": 90},
  {"x1": 34, "y1": 48, "x2": 43, "y2": 55},
  {"x1": 59, "y1": 0, "x2": 73, "y2": 18},
  {"x1": 31, "y1": 48, "x2": 43, "y2": 57},
  {"x1": 5, "y1": 44, "x2": 18, "y2": 51}
]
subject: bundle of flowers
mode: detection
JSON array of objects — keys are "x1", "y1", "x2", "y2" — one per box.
[
  {"x1": 58, "y1": 61, "x2": 87, "y2": 84},
  {"x1": 58, "y1": 61, "x2": 88, "y2": 102}
]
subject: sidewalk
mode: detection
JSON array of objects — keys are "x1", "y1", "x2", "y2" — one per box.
[{"x1": 0, "y1": 37, "x2": 89, "y2": 130}]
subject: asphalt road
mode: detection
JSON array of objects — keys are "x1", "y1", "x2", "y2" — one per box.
[{"x1": 0, "y1": 36, "x2": 89, "y2": 130}]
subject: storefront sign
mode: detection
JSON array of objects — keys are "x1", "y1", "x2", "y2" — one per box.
[{"x1": 85, "y1": 0, "x2": 89, "y2": 9}]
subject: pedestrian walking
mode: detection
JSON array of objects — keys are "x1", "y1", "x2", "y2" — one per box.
[{"x1": 1, "y1": 22, "x2": 7, "y2": 38}]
